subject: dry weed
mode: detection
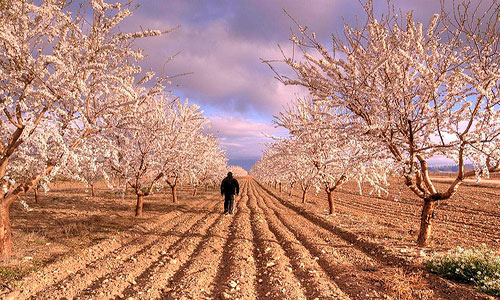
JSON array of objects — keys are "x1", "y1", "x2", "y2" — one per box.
[
  {"x1": 383, "y1": 268, "x2": 434, "y2": 300},
  {"x1": 53, "y1": 219, "x2": 95, "y2": 239}
]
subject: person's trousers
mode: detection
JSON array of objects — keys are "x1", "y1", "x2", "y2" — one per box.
[{"x1": 224, "y1": 194, "x2": 235, "y2": 214}]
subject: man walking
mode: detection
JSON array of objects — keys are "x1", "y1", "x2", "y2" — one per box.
[{"x1": 221, "y1": 172, "x2": 239, "y2": 214}]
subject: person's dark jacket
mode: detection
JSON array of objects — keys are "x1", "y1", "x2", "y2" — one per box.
[{"x1": 221, "y1": 175, "x2": 239, "y2": 196}]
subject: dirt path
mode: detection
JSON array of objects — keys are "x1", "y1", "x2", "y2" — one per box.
[{"x1": 8, "y1": 179, "x2": 494, "y2": 300}]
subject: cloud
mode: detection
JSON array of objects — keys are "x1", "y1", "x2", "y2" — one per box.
[
  {"x1": 206, "y1": 115, "x2": 287, "y2": 160},
  {"x1": 119, "y1": 0, "x2": 485, "y2": 167},
  {"x1": 124, "y1": 15, "x2": 308, "y2": 115}
]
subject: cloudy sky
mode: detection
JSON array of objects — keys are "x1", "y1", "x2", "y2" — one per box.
[{"x1": 120, "y1": 0, "x2": 455, "y2": 170}]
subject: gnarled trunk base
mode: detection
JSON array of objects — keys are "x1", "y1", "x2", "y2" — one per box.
[
  {"x1": 0, "y1": 204, "x2": 12, "y2": 261},
  {"x1": 417, "y1": 199, "x2": 437, "y2": 246},
  {"x1": 301, "y1": 190, "x2": 307, "y2": 203}
]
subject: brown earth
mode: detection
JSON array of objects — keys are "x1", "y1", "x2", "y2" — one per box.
[
  {"x1": 0, "y1": 178, "x2": 498, "y2": 299},
  {"x1": 282, "y1": 177, "x2": 500, "y2": 255}
]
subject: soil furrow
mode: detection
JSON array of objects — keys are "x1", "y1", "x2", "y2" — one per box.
[
  {"x1": 162, "y1": 181, "x2": 251, "y2": 300},
  {"x1": 160, "y1": 213, "x2": 233, "y2": 299},
  {"x1": 117, "y1": 200, "x2": 225, "y2": 299},
  {"x1": 76, "y1": 199, "x2": 221, "y2": 300},
  {"x1": 289, "y1": 184, "x2": 500, "y2": 225},
  {"x1": 14, "y1": 202, "x2": 186, "y2": 300},
  {"x1": 334, "y1": 198, "x2": 499, "y2": 243},
  {"x1": 30, "y1": 209, "x2": 185, "y2": 300},
  {"x1": 258, "y1": 180, "x2": 494, "y2": 300},
  {"x1": 334, "y1": 196, "x2": 499, "y2": 239},
  {"x1": 332, "y1": 186, "x2": 499, "y2": 228},
  {"x1": 251, "y1": 181, "x2": 351, "y2": 300},
  {"x1": 253, "y1": 181, "x2": 388, "y2": 299},
  {"x1": 296, "y1": 185, "x2": 500, "y2": 244},
  {"x1": 260, "y1": 182, "x2": 420, "y2": 266},
  {"x1": 210, "y1": 180, "x2": 258, "y2": 300},
  {"x1": 247, "y1": 182, "x2": 307, "y2": 300},
  {"x1": 294, "y1": 186, "x2": 499, "y2": 235}
]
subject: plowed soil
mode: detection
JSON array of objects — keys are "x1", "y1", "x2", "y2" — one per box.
[
  {"x1": 280, "y1": 177, "x2": 500, "y2": 257},
  {"x1": 1, "y1": 178, "x2": 497, "y2": 299}
]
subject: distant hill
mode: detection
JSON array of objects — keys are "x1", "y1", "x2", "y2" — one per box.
[{"x1": 428, "y1": 164, "x2": 474, "y2": 173}]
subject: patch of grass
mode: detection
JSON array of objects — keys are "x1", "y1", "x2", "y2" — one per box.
[
  {"x1": 425, "y1": 246, "x2": 500, "y2": 296},
  {"x1": 0, "y1": 258, "x2": 47, "y2": 286},
  {"x1": 30, "y1": 258, "x2": 45, "y2": 269},
  {"x1": 0, "y1": 266, "x2": 29, "y2": 282}
]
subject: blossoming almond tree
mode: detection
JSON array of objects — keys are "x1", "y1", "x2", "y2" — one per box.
[
  {"x1": 275, "y1": 98, "x2": 390, "y2": 215},
  {"x1": 189, "y1": 143, "x2": 228, "y2": 193},
  {"x1": 186, "y1": 134, "x2": 227, "y2": 196},
  {"x1": 269, "y1": 0, "x2": 499, "y2": 245},
  {"x1": 209, "y1": 151, "x2": 230, "y2": 188},
  {"x1": 282, "y1": 141, "x2": 319, "y2": 203},
  {"x1": 250, "y1": 150, "x2": 276, "y2": 187},
  {"x1": 109, "y1": 97, "x2": 207, "y2": 216},
  {"x1": 64, "y1": 135, "x2": 115, "y2": 197},
  {"x1": 252, "y1": 147, "x2": 296, "y2": 195},
  {"x1": 257, "y1": 139, "x2": 320, "y2": 203},
  {"x1": 161, "y1": 101, "x2": 208, "y2": 203},
  {"x1": 0, "y1": 0, "x2": 170, "y2": 260}
]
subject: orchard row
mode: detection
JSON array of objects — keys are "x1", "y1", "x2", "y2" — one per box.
[
  {"x1": 252, "y1": 0, "x2": 499, "y2": 247},
  {"x1": 0, "y1": 1, "x2": 231, "y2": 261}
]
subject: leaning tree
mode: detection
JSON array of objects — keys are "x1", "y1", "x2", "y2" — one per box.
[
  {"x1": 269, "y1": 0, "x2": 499, "y2": 245},
  {"x1": 0, "y1": 0, "x2": 170, "y2": 260}
]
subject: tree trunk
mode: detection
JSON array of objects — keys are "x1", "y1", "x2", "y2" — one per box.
[
  {"x1": 171, "y1": 185, "x2": 178, "y2": 203},
  {"x1": 205, "y1": 185, "x2": 208, "y2": 192},
  {"x1": 327, "y1": 190, "x2": 335, "y2": 215},
  {"x1": 279, "y1": 182, "x2": 282, "y2": 193},
  {"x1": 34, "y1": 188, "x2": 39, "y2": 203},
  {"x1": 274, "y1": 182, "x2": 278, "y2": 189},
  {"x1": 91, "y1": 184, "x2": 95, "y2": 197},
  {"x1": 135, "y1": 194, "x2": 144, "y2": 217},
  {"x1": 193, "y1": 186, "x2": 198, "y2": 197},
  {"x1": 301, "y1": 189, "x2": 307, "y2": 203},
  {"x1": 0, "y1": 204, "x2": 12, "y2": 261},
  {"x1": 417, "y1": 199, "x2": 437, "y2": 246}
]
